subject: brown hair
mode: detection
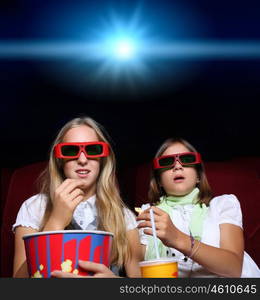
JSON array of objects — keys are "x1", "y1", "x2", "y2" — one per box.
[{"x1": 148, "y1": 138, "x2": 213, "y2": 206}]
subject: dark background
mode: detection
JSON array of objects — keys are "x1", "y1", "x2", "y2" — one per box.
[{"x1": 0, "y1": 0, "x2": 259, "y2": 171}]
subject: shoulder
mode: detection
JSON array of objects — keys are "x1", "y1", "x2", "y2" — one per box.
[
  {"x1": 123, "y1": 207, "x2": 136, "y2": 221},
  {"x1": 15, "y1": 193, "x2": 48, "y2": 223},
  {"x1": 123, "y1": 207, "x2": 137, "y2": 230},
  {"x1": 21, "y1": 193, "x2": 47, "y2": 211},
  {"x1": 209, "y1": 194, "x2": 242, "y2": 227},
  {"x1": 209, "y1": 194, "x2": 241, "y2": 210},
  {"x1": 13, "y1": 194, "x2": 48, "y2": 231}
]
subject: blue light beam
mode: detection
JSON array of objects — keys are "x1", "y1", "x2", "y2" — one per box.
[{"x1": 1, "y1": 40, "x2": 260, "y2": 59}]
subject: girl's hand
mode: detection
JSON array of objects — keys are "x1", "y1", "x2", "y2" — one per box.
[
  {"x1": 137, "y1": 206, "x2": 181, "y2": 248},
  {"x1": 51, "y1": 261, "x2": 118, "y2": 278},
  {"x1": 47, "y1": 179, "x2": 86, "y2": 229}
]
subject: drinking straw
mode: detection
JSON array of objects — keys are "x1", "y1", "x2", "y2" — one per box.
[{"x1": 149, "y1": 208, "x2": 160, "y2": 259}]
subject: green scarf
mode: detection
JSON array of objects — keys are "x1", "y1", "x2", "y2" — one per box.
[{"x1": 145, "y1": 187, "x2": 208, "y2": 260}]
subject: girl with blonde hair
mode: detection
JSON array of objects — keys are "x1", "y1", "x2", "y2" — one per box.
[
  {"x1": 137, "y1": 138, "x2": 260, "y2": 277},
  {"x1": 13, "y1": 116, "x2": 143, "y2": 277}
]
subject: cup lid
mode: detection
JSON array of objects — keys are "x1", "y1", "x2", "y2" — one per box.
[{"x1": 23, "y1": 230, "x2": 114, "y2": 239}]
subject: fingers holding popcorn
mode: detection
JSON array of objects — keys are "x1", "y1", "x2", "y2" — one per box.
[{"x1": 45, "y1": 179, "x2": 86, "y2": 229}]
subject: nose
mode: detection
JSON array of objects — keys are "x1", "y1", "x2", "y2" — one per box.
[
  {"x1": 173, "y1": 159, "x2": 183, "y2": 170},
  {"x1": 77, "y1": 151, "x2": 88, "y2": 165}
]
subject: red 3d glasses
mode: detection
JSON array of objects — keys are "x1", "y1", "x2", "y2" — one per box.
[
  {"x1": 54, "y1": 142, "x2": 110, "y2": 159},
  {"x1": 153, "y1": 152, "x2": 202, "y2": 169}
]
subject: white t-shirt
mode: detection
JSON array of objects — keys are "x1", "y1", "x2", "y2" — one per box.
[
  {"x1": 140, "y1": 194, "x2": 260, "y2": 278},
  {"x1": 13, "y1": 194, "x2": 137, "y2": 232}
]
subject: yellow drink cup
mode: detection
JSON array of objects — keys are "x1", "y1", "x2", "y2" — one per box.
[{"x1": 139, "y1": 258, "x2": 178, "y2": 278}]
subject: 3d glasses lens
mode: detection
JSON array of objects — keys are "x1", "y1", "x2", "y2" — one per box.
[
  {"x1": 179, "y1": 154, "x2": 196, "y2": 164},
  {"x1": 61, "y1": 145, "x2": 80, "y2": 157},
  {"x1": 85, "y1": 144, "x2": 103, "y2": 155},
  {"x1": 158, "y1": 156, "x2": 175, "y2": 167}
]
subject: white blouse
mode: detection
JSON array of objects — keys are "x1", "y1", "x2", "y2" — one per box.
[
  {"x1": 140, "y1": 194, "x2": 260, "y2": 278},
  {"x1": 13, "y1": 194, "x2": 137, "y2": 232}
]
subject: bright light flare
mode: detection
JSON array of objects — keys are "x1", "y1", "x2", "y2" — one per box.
[{"x1": 114, "y1": 39, "x2": 135, "y2": 59}]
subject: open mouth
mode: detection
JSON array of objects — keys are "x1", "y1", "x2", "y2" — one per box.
[{"x1": 173, "y1": 175, "x2": 185, "y2": 182}]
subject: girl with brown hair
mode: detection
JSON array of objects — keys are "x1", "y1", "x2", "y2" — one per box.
[{"x1": 137, "y1": 138, "x2": 260, "y2": 277}]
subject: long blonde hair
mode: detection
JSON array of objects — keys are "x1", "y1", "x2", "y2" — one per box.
[
  {"x1": 148, "y1": 138, "x2": 213, "y2": 206},
  {"x1": 39, "y1": 116, "x2": 130, "y2": 267}
]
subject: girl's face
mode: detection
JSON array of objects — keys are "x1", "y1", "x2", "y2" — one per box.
[
  {"x1": 159, "y1": 142, "x2": 199, "y2": 196},
  {"x1": 62, "y1": 125, "x2": 101, "y2": 197}
]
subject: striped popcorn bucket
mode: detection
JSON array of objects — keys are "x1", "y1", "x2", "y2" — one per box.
[{"x1": 23, "y1": 230, "x2": 113, "y2": 278}]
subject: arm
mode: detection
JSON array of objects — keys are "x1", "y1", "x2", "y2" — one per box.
[
  {"x1": 13, "y1": 226, "x2": 38, "y2": 277},
  {"x1": 124, "y1": 228, "x2": 144, "y2": 277},
  {"x1": 137, "y1": 207, "x2": 244, "y2": 277},
  {"x1": 175, "y1": 223, "x2": 244, "y2": 277},
  {"x1": 13, "y1": 179, "x2": 85, "y2": 277}
]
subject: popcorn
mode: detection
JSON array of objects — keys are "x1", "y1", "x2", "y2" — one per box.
[
  {"x1": 135, "y1": 207, "x2": 142, "y2": 214},
  {"x1": 61, "y1": 261, "x2": 79, "y2": 275},
  {"x1": 73, "y1": 269, "x2": 79, "y2": 275},
  {"x1": 135, "y1": 204, "x2": 151, "y2": 215},
  {"x1": 32, "y1": 270, "x2": 43, "y2": 278},
  {"x1": 61, "y1": 259, "x2": 73, "y2": 273},
  {"x1": 31, "y1": 264, "x2": 44, "y2": 278}
]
